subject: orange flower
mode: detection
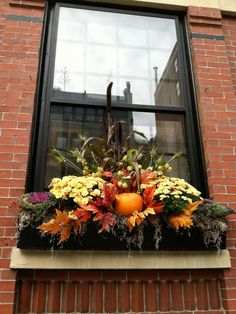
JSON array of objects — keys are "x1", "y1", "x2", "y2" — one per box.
[{"x1": 169, "y1": 213, "x2": 193, "y2": 230}]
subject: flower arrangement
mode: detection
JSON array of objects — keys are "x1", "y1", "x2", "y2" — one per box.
[{"x1": 17, "y1": 83, "x2": 233, "y2": 250}]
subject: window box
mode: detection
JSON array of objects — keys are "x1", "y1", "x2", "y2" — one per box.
[{"x1": 17, "y1": 222, "x2": 226, "y2": 251}]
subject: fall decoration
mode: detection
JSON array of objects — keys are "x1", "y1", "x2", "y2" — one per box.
[
  {"x1": 115, "y1": 193, "x2": 143, "y2": 216},
  {"x1": 17, "y1": 83, "x2": 234, "y2": 251}
]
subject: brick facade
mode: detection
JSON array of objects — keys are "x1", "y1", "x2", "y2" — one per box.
[{"x1": 0, "y1": 1, "x2": 236, "y2": 313}]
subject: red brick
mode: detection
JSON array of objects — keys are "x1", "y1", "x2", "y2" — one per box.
[
  {"x1": 90, "y1": 281, "x2": 103, "y2": 313},
  {"x1": 31, "y1": 282, "x2": 46, "y2": 313},
  {"x1": 145, "y1": 281, "x2": 158, "y2": 312},
  {"x1": 0, "y1": 281, "x2": 15, "y2": 291},
  {"x1": 191, "y1": 270, "x2": 222, "y2": 280},
  {"x1": 131, "y1": 281, "x2": 144, "y2": 312},
  {"x1": 69, "y1": 270, "x2": 102, "y2": 281},
  {"x1": 0, "y1": 188, "x2": 9, "y2": 197},
  {"x1": 159, "y1": 270, "x2": 190, "y2": 281},
  {"x1": 159, "y1": 281, "x2": 170, "y2": 311},
  {"x1": 127, "y1": 270, "x2": 158, "y2": 281},
  {"x1": 76, "y1": 282, "x2": 89, "y2": 313},
  {"x1": 222, "y1": 274, "x2": 236, "y2": 289},
  {"x1": 0, "y1": 292, "x2": 14, "y2": 303},
  {"x1": 196, "y1": 281, "x2": 209, "y2": 310},
  {"x1": 1, "y1": 248, "x2": 12, "y2": 259},
  {"x1": 47, "y1": 281, "x2": 61, "y2": 313},
  {"x1": 208, "y1": 280, "x2": 221, "y2": 309},
  {"x1": 104, "y1": 282, "x2": 116, "y2": 313},
  {"x1": 61, "y1": 281, "x2": 75, "y2": 313},
  {"x1": 183, "y1": 281, "x2": 196, "y2": 310},
  {"x1": 118, "y1": 282, "x2": 130, "y2": 313},
  {"x1": 34, "y1": 270, "x2": 68, "y2": 281},
  {"x1": 0, "y1": 270, "x2": 16, "y2": 280},
  {"x1": 222, "y1": 288, "x2": 236, "y2": 299},
  {"x1": 194, "y1": 310, "x2": 224, "y2": 314},
  {"x1": 0, "y1": 304, "x2": 15, "y2": 314},
  {"x1": 103, "y1": 270, "x2": 126, "y2": 281},
  {"x1": 171, "y1": 281, "x2": 183, "y2": 311},
  {"x1": 17, "y1": 270, "x2": 35, "y2": 281},
  {"x1": 18, "y1": 280, "x2": 32, "y2": 313},
  {"x1": 0, "y1": 259, "x2": 10, "y2": 269},
  {"x1": 4, "y1": 227, "x2": 17, "y2": 237}
]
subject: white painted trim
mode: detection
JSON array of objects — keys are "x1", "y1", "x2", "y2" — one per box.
[{"x1": 10, "y1": 247, "x2": 231, "y2": 269}]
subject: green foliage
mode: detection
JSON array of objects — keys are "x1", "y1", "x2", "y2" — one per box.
[{"x1": 162, "y1": 197, "x2": 187, "y2": 215}]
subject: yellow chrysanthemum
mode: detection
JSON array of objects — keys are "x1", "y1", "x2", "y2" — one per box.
[{"x1": 49, "y1": 175, "x2": 106, "y2": 205}]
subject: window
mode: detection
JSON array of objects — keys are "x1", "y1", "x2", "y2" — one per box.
[{"x1": 28, "y1": 2, "x2": 207, "y2": 197}]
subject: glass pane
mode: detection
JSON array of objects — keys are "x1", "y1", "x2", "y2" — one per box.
[
  {"x1": 45, "y1": 106, "x2": 189, "y2": 187},
  {"x1": 53, "y1": 7, "x2": 183, "y2": 107}
]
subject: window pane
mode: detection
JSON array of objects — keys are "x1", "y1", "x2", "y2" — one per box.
[
  {"x1": 45, "y1": 106, "x2": 189, "y2": 187},
  {"x1": 53, "y1": 7, "x2": 183, "y2": 107}
]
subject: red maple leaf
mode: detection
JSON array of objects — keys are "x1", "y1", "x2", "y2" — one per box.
[
  {"x1": 143, "y1": 185, "x2": 164, "y2": 214},
  {"x1": 104, "y1": 182, "x2": 116, "y2": 205},
  {"x1": 72, "y1": 208, "x2": 93, "y2": 223},
  {"x1": 143, "y1": 185, "x2": 156, "y2": 206},
  {"x1": 140, "y1": 171, "x2": 156, "y2": 184},
  {"x1": 92, "y1": 197, "x2": 105, "y2": 207},
  {"x1": 93, "y1": 212, "x2": 115, "y2": 233}
]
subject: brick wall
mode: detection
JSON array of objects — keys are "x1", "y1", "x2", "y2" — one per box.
[
  {"x1": 0, "y1": 0, "x2": 44, "y2": 313},
  {"x1": 187, "y1": 6, "x2": 236, "y2": 314},
  {"x1": 15, "y1": 270, "x2": 225, "y2": 314},
  {"x1": 0, "y1": 1, "x2": 236, "y2": 314}
]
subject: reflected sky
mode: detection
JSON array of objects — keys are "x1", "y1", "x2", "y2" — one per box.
[{"x1": 53, "y1": 7, "x2": 177, "y2": 106}]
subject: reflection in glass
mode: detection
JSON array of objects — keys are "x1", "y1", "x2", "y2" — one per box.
[
  {"x1": 53, "y1": 7, "x2": 183, "y2": 107},
  {"x1": 45, "y1": 106, "x2": 189, "y2": 187}
]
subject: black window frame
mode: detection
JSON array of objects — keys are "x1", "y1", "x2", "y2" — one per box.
[{"x1": 26, "y1": 0, "x2": 208, "y2": 198}]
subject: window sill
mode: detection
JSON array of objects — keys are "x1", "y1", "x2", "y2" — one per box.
[{"x1": 10, "y1": 247, "x2": 231, "y2": 269}]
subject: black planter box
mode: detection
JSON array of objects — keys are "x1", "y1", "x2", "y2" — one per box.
[{"x1": 17, "y1": 223, "x2": 226, "y2": 251}]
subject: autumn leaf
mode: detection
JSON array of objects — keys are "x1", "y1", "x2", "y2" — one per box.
[
  {"x1": 93, "y1": 212, "x2": 115, "y2": 233},
  {"x1": 127, "y1": 211, "x2": 144, "y2": 232},
  {"x1": 143, "y1": 185, "x2": 156, "y2": 206},
  {"x1": 60, "y1": 225, "x2": 71, "y2": 242},
  {"x1": 185, "y1": 200, "x2": 202, "y2": 215},
  {"x1": 140, "y1": 171, "x2": 156, "y2": 184},
  {"x1": 92, "y1": 197, "x2": 105, "y2": 207},
  {"x1": 37, "y1": 209, "x2": 70, "y2": 234},
  {"x1": 169, "y1": 213, "x2": 193, "y2": 230},
  {"x1": 72, "y1": 208, "x2": 92, "y2": 223},
  {"x1": 143, "y1": 186, "x2": 164, "y2": 213},
  {"x1": 73, "y1": 220, "x2": 81, "y2": 235},
  {"x1": 143, "y1": 207, "x2": 156, "y2": 216},
  {"x1": 127, "y1": 208, "x2": 156, "y2": 232},
  {"x1": 38, "y1": 209, "x2": 83, "y2": 244},
  {"x1": 104, "y1": 182, "x2": 116, "y2": 206},
  {"x1": 92, "y1": 183, "x2": 116, "y2": 209}
]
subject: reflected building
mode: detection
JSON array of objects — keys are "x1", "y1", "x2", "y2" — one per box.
[
  {"x1": 154, "y1": 43, "x2": 181, "y2": 107},
  {"x1": 152, "y1": 43, "x2": 189, "y2": 181}
]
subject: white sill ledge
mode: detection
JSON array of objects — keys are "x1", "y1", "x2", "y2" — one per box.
[{"x1": 10, "y1": 247, "x2": 231, "y2": 269}]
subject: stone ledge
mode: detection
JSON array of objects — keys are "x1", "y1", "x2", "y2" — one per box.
[
  {"x1": 10, "y1": 248, "x2": 231, "y2": 269},
  {"x1": 9, "y1": 0, "x2": 45, "y2": 9}
]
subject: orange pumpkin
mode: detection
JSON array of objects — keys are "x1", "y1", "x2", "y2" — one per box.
[{"x1": 115, "y1": 193, "x2": 143, "y2": 216}]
